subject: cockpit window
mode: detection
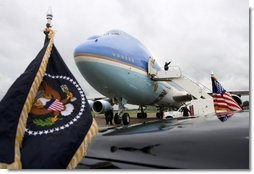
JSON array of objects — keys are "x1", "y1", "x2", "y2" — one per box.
[
  {"x1": 87, "y1": 35, "x2": 100, "y2": 40},
  {"x1": 104, "y1": 30, "x2": 122, "y2": 36}
]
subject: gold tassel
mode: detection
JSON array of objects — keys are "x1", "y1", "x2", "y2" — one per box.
[{"x1": 67, "y1": 118, "x2": 99, "y2": 169}]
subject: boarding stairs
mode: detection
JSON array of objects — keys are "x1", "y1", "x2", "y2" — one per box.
[
  {"x1": 171, "y1": 75, "x2": 212, "y2": 99},
  {"x1": 148, "y1": 58, "x2": 212, "y2": 100}
]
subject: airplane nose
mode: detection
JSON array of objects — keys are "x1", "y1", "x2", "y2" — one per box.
[
  {"x1": 74, "y1": 40, "x2": 98, "y2": 57},
  {"x1": 74, "y1": 36, "x2": 113, "y2": 58},
  {"x1": 73, "y1": 42, "x2": 99, "y2": 71}
]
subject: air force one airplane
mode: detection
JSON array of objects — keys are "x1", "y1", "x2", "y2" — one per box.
[{"x1": 74, "y1": 30, "x2": 243, "y2": 125}]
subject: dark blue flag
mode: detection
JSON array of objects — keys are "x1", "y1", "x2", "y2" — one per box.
[
  {"x1": 0, "y1": 34, "x2": 51, "y2": 169},
  {"x1": 0, "y1": 29, "x2": 98, "y2": 169}
]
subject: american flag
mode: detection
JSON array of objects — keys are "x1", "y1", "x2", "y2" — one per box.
[
  {"x1": 47, "y1": 99, "x2": 64, "y2": 111},
  {"x1": 216, "y1": 113, "x2": 234, "y2": 122},
  {"x1": 211, "y1": 74, "x2": 242, "y2": 112}
]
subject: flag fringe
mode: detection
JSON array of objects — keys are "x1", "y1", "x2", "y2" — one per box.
[
  {"x1": 67, "y1": 118, "x2": 99, "y2": 169},
  {"x1": 0, "y1": 29, "x2": 55, "y2": 169}
]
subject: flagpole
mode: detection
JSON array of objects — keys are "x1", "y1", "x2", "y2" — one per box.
[
  {"x1": 46, "y1": 7, "x2": 53, "y2": 28},
  {"x1": 44, "y1": 7, "x2": 54, "y2": 41}
]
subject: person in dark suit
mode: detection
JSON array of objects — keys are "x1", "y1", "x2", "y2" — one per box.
[
  {"x1": 164, "y1": 61, "x2": 171, "y2": 71},
  {"x1": 181, "y1": 105, "x2": 190, "y2": 117}
]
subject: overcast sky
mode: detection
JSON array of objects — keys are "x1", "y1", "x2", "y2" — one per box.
[{"x1": 0, "y1": 0, "x2": 249, "y2": 100}]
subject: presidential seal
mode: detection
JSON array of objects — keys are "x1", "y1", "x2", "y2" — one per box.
[{"x1": 25, "y1": 73, "x2": 86, "y2": 136}]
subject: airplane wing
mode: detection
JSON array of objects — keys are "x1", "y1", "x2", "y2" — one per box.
[
  {"x1": 227, "y1": 90, "x2": 249, "y2": 96},
  {"x1": 208, "y1": 90, "x2": 249, "y2": 97}
]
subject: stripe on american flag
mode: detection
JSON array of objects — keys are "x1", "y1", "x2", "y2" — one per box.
[
  {"x1": 48, "y1": 99, "x2": 64, "y2": 111},
  {"x1": 212, "y1": 93, "x2": 242, "y2": 111}
]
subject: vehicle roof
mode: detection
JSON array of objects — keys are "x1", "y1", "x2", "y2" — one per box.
[{"x1": 78, "y1": 111, "x2": 249, "y2": 169}]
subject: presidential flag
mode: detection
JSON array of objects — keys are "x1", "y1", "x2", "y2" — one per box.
[
  {"x1": 211, "y1": 73, "x2": 242, "y2": 113},
  {"x1": 0, "y1": 28, "x2": 98, "y2": 169},
  {"x1": 0, "y1": 30, "x2": 53, "y2": 169}
]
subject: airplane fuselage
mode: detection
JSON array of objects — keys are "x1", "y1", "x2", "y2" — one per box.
[{"x1": 74, "y1": 30, "x2": 187, "y2": 107}]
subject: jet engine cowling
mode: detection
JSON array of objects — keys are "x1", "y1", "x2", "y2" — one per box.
[
  {"x1": 231, "y1": 94, "x2": 243, "y2": 107},
  {"x1": 92, "y1": 100, "x2": 113, "y2": 114},
  {"x1": 87, "y1": 100, "x2": 95, "y2": 111}
]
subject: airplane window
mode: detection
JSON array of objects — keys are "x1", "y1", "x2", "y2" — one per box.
[{"x1": 112, "y1": 52, "x2": 116, "y2": 57}]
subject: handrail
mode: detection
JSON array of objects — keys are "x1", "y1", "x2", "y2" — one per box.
[{"x1": 181, "y1": 74, "x2": 212, "y2": 93}]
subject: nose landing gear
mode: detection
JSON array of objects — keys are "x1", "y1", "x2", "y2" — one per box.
[
  {"x1": 114, "y1": 113, "x2": 130, "y2": 125},
  {"x1": 137, "y1": 106, "x2": 147, "y2": 118},
  {"x1": 122, "y1": 113, "x2": 130, "y2": 125},
  {"x1": 113, "y1": 97, "x2": 130, "y2": 125}
]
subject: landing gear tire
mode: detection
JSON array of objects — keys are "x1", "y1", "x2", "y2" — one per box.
[
  {"x1": 114, "y1": 113, "x2": 121, "y2": 124},
  {"x1": 122, "y1": 113, "x2": 130, "y2": 125},
  {"x1": 137, "y1": 112, "x2": 147, "y2": 118},
  {"x1": 137, "y1": 113, "x2": 142, "y2": 118}
]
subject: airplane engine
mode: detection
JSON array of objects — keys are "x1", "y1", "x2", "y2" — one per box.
[
  {"x1": 231, "y1": 94, "x2": 243, "y2": 107},
  {"x1": 87, "y1": 100, "x2": 95, "y2": 110},
  {"x1": 92, "y1": 100, "x2": 112, "y2": 114}
]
